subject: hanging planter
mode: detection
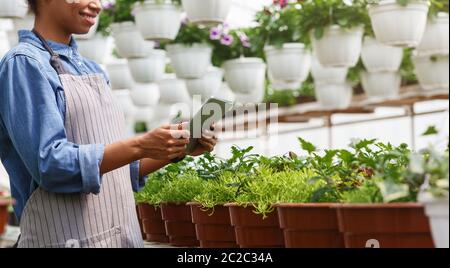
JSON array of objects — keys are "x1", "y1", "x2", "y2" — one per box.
[
  {"x1": 360, "y1": 71, "x2": 401, "y2": 98},
  {"x1": 160, "y1": 203, "x2": 199, "y2": 247},
  {"x1": 417, "y1": 12, "x2": 449, "y2": 56},
  {"x1": 223, "y1": 57, "x2": 266, "y2": 94},
  {"x1": 106, "y1": 61, "x2": 135, "y2": 90},
  {"x1": 182, "y1": 0, "x2": 232, "y2": 26},
  {"x1": 314, "y1": 82, "x2": 353, "y2": 110},
  {"x1": 419, "y1": 193, "x2": 449, "y2": 248},
  {"x1": 413, "y1": 54, "x2": 449, "y2": 91},
  {"x1": 265, "y1": 43, "x2": 311, "y2": 84},
  {"x1": 225, "y1": 204, "x2": 285, "y2": 248},
  {"x1": 275, "y1": 204, "x2": 344, "y2": 248},
  {"x1": 311, "y1": 25, "x2": 363, "y2": 68},
  {"x1": 166, "y1": 43, "x2": 212, "y2": 79},
  {"x1": 185, "y1": 67, "x2": 223, "y2": 101},
  {"x1": 368, "y1": 0, "x2": 429, "y2": 47},
  {"x1": 311, "y1": 57, "x2": 348, "y2": 83},
  {"x1": 133, "y1": 0, "x2": 182, "y2": 41},
  {"x1": 157, "y1": 78, "x2": 191, "y2": 104},
  {"x1": 112, "y1": 22, "x2": 154, "y2": 58},
  {"x1": 361, "y1": 36, "x2": 404, "y2": 72},
  {"x1": 76, "y1": 34, "x2": 109, "y2": 64},
  {"x1": 130, "y1": 83, "x2": 161, "y2": 107},
  {"x1": 128, "y1": 49, "x2": 166, "y2": 83},
  {"x1": 188, "y1": 203, "x2": 238, "y2": 248},
  {"x1": 334, "y1": 203, "x2": 434, "y2": 248},
  {"x1": 0, "y1": 0, "x2": 28, "y2": 18},
  {"x1": 138, "y1": 203, "x2": 169, "y2": 243},
  {"x1": 234, "y1": 86, "x2": 265, "y2": 104}
]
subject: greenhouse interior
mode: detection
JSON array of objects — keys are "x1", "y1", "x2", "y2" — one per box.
[{"x1": 0, "y1": 0, "x2": 449, "y2": 250}]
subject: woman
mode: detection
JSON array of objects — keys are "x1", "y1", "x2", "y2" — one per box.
[{"x1": 0, "y1": 0, "x2": 217, "y2": 248}]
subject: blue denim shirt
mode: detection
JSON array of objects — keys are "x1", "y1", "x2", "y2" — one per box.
[{"x1": 0, "y1": 30, "x2": 144, "y2": 220}]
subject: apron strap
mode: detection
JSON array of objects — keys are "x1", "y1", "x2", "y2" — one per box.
[{"x1": 32, "y1": 29, "x2": 68, "y2": 75}]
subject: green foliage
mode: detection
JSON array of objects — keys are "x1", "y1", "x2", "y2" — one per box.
[
  {"x1": 400, "y1": 48, "x2": 418, "y2": 85},
  {"x1": 422, "y1": 125, "x2": 439, "y2": 136},
  {"x1": 155, "y1": 171, "x2": 205, "y2": 204},
  {"x1": 193, "y1": 172, "x2": 242, "y2": 209},
  {"x1": 170, "y1": 23, "x2": 211, "y2": 46},
  {"x1": 429, "y1": 0, "x2": 449, "y2": 16}
]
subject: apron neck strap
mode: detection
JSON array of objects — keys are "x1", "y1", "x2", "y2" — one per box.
[{"x1": 32, "y1": 29, "x2": 68, "y2": 75}]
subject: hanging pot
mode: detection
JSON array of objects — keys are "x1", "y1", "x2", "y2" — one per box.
[
  {"x1": 361, "y1": 36, "x2": 403, "y2": 72},
  {"x1": 157, "y1": 78, "x2": 191, "y2": 104},
  {"x1": 133, "y1": 0, "x2": 182, "y2": 41},
  {"x1": 223, "y1": 57, "x2": 266, "y2": 94},
  {"x1": 76, "y1": 34, "x2": 109, "y2": 64},
  {"x1": 185, "y1": 67, "x2": 223, "y2": 101},
  {"x1": 106, "y1": 60, "x2": 135, "y2": 90},
  {"x1": 368, "y1": 0, "x2": 429, "y2": 47},
  {"x1": 311, "y1": 57, "x2": 348, "y2": 84},
  {"x1": 128, "y1": 49, "x2": 166, "y2": 83},
  {"x1": 181, "y1": 0, "x2": 232, "y2": 26},
  {"x1": 112, "y1": 21, "x2": 154, "y2": 58},
  {"x1": 130, "y1": 83, "x2": 161, "y2": 107},
  {"x1": 413, "y1": 53, "x2": 449, "y2": 91},
  {"x1": 311, "y1": 25, "x2": 363, "y2": 68},
  {"x1": 417, "y1": 12, "x2": 449, "y2": 56},
  {"x1": 166, "y1": 43, "x2": 212, "y2": 79},
  {"x1": 314, "y1": 82, "x2": 353, "y2": 110},
  {"x1": 0, "y1": 0, "x2": 28, "y2": 18},
  {"x1": 360, "y1": 71, "x2": 401, "y2": 98}
]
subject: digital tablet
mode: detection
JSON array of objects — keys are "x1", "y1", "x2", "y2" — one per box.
[{"x1": 185, "y1": 97, "x2": 234, "y2": 153}]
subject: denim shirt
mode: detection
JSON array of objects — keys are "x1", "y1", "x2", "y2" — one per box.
[{"x1": 0, "y1": 30, "x2": 144, "y2": 220}]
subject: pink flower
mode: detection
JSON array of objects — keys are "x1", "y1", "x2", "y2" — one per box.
[
  {"x1": 210, "y1": 27, "x2": 222, "y2": 40},
  {"x1": 237, "y1": 31, "x2": 251, "y2": 48},
  {"x1": 220, "y1": 34, "x2": 234, "y2": 46}
]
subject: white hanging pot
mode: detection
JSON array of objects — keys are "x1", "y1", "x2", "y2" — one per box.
[
  {"x1": 131, "y1": 83, "x2": 161, "y2": 107},
  {"x1": 133, "y1": 0, "x2": 182, "y2": 41},
  {"x1": 265, "y1": 43, "x2": 311, "y2": 84},
  {"x1": 311, "y1": 25, "x2": 363, "y2": 68},
  {"x1": 361, "y1": 36, "x2": 403, "y2": 72},
  {"x1": 128, "y1": 49, "x2": 166, "y2": 83},
  {"x1": 185, "y1": 67, "x2": 224, "y2": 101},
  {"x1": 234, "y1": 86, "x2": 265, "y2": 104},
  {"x1": 417, "y1": 12, "x2": 449, "y2": 56},
  {"x1": 105, "y1": 60, "x2": 135, "y2": 90},
  {"x1": 166, "y1": 43, "x2": 212, "y2": 79},
  {"x1": 11, "y1": 14, "x2": 34, "y2": 31},
  {"x1": 223, "y1": 57, "x2": 266, "y2": 94},
  {"x1": 413, "y1": 53, "x2": 449, "y2": 91},
  {"x1": 112, "y1": 21, "x2": 154, "y2": 58},
  {"x1": 419, "y1": 193, "x2": 449, "y2": 248},
  {"x1": 76, "y1": 34, "x2": 109, "y2": 64},
  {"x1": 314, "y1": 82, "x2": 353, "y2": 109},
  {"x1": 157, "y1": 78, "x2": 191, "y2": 104},
  {"x1": 360, "y1": 71, "x2": 401, "y2": 98},
  {"x1": 134, "y1": 106, "x2": 155, "y2": 127},
  {"x1": 311, "y1": 57, "x2": 348, "y2": 83},
  {"x1": 181, "y1": 0, "x2": 232, "y2": 26},
  {"x1": 111, "y1": 89, "x2": 137, "y2": 125},
  {"x1": 0, "y1": 0, "x2": 28, "y2": 18},
  {"x1": 368, "y1": 0, "x2": 429, "y2": 47},
  {"x1": 73, "y1": 16, "x2": 99, "y2": 40},
  {"x1": 213, "y1": 83, "x2": 236, "y2": 102}
]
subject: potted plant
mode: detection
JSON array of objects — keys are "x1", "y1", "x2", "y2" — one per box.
[
  {"x1": 259, "y1": 3, "x2": 312, "y2": 85},
  {"x1": 413, "y1": 54, "x2": 449, "y2": 90},
  {"x1": 334, "y1": 140, "x2": 435, "y2": 248},
  {"x1": 367, "y1": 0, "x2": 430, "y2": 47},
  {"x1": 211, "y1": 27, "x2": 266, "y2": 94},
  {"x1": 130, "y1": 83, "x2": 161, "y2": 107},
  {"x1": 0, "y1": 0, "x2": 28, "y2": 18},
  {"x1": 361, "y1": 36, "x2": 404, "y2": 72},
  {"x1": 314, "y1": 82, "x2": 353, "y2": 109},
  {"x1": 311, "y1": 57, "x2": 349, "y2": 83},
  {"x1": 157, "y1": 77, "x2": 191, "y2": 104},
  {"x1": 360, "y1": 71, "x2": 401, "y2": 98},
  {"x1": 417, "y1": 1, "x2": 449, "y2": 56},
  {"x1": 128, "y1": 49, "x2": 166, "y2": 83},
  {"x1": 106, "y1": 60, "x2": 135, "y2": 90},
  {"x1": 181, "y1": 0, "x2": 232, "y2": 26},
  {"x1": 185, "y1": 67, "x2": 224, "y2": 102},
  {"x1": 165, "y1": 23, "x2": 212, "y2": 79},
  {"x1": 133, "y1": 0, "x2": 183, "y2": 41},
  {"x1": 300, "y1": 0, "x2": 366, "y2": 67}
]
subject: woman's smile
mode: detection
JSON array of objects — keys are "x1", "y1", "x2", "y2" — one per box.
[{"x1": 79, "y1": 10, "x2": 98, "y2": 27}]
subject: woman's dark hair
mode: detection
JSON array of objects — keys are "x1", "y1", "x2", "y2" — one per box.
[{"x1": 27, "y1": 0, "x2": 38, "y2": 13}]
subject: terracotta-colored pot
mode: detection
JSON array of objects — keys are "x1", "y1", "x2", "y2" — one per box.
[
  {"x1": 225, "y1": 203, "x2": 284, "y2": 248},
  {"x1": 333, "y1": 203, "x2": 435, "y2": 248},
  {"x1": 138, "y1": 203, "x2": 169, "y2": 243},
  {"x1": 160, "y1": 203, "x2": 199, "y2": 247},
  {"x1": 188, "y1": 203, "x2": 238, "y2": 248},
  {"x1": 135, "y1": 205, "x2": 146, "y2": 240},
  {"x1": 0, "y1": 199, "x2": 11, "y2": 236},
  {"x1": 276, "y1": 203, "x2": 344, "y2": 248}
]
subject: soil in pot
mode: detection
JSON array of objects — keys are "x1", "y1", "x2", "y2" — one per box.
[
  {"x1": 276, "y1": 203, "x2": 344, "y2": 248},
  {"x1": 161, "y1": 203, "x2": 199, "y2": 247},
  {"x1": 138, "y1": 203, "x2": 169, "y2": 243},
  {"x1": 188, "y1": 203, "x2": 238, "y2": 248},
  {"x1": 334, "y1": 203, "x2": 435, "y2": 248},
  {"x1": 226, "y1": 203, "x2": 284, "y2": 248}
]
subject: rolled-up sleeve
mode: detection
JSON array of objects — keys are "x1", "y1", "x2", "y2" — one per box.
[
  {"x1": 0, "y1": 55, "x2": 104, "y2": 194},
  {"x1": 130, "y1": 161, "x2": 147, "y2": 192}
]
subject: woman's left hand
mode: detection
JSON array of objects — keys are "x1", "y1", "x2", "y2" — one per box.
[{"x1": 189, "y1": 127, "x2": 218, "y2": 156}]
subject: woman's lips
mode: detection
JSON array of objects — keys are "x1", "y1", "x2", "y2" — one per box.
[{"x1": 79, "y1": 12, "x2": 97, "y2": 26}]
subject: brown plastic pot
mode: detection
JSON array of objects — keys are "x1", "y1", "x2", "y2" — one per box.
[
  {"x1": 135, "y1": 205, "x2": 146, "y2": 240},
  {"x1": 160, "y1": 203, "x2": 199, "y2": 247},
  {"x1": 188, "y1": 203, "x2": 238, "y2": 248},
  {"x1": 276, "y1": 203, "x2": 344, "y2": 248},
  {"x1": 0, "y1": 199, "x2": 11, "y2": 235},
  {"x1": 333, "y1": 203, "x2": 435, "y2": 248},
  {"x1": 225, "y1": 203, "x2": 284, "y2": 248},
  {"x1": 137, "y1": 203, "x2": 169, "y2": 243}
]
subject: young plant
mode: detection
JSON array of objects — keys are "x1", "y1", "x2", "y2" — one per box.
[
  {"x1": 168, "y1": 23, "x2": 211, "y2": 46},
  {"x1": 155, "y1": 171, "x2": 205, "y2": 204}
]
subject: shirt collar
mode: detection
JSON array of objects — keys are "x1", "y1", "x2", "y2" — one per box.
[{"x1": 18, "y1": 30, "x2": 78, "y2": 58}]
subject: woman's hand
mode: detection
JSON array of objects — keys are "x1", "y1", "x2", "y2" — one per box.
[
  {"x1": 188, "y1": 126, "x2": 218, "y2": 157},
  {"x1": 135, "y1": 124, "x2": 190, "y2": 160}
]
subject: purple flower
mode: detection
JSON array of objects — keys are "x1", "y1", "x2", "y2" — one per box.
[
  {"x1": 220, "y1": 34, "x2": 234, "y2": 46},
  {"x1": 102, "y1": 0, "x2": 115, "y2": 10},
  {"x1": 237, "y1": 31, "x2": 251, "y2": 48},
  {"x1": 210, "y1": 27, "x2": 222, "y2": 40}
]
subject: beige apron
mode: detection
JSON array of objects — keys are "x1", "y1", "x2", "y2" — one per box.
[{"x1": 17, "y1": 31, "x2": 143, "y2": 248}]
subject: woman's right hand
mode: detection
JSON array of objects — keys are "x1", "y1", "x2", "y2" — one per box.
[{"x1": 135, "y1": 124, "x2": 190, "y2": 160}]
